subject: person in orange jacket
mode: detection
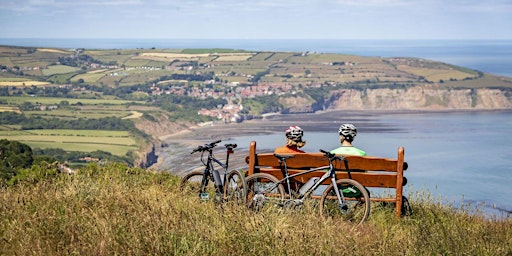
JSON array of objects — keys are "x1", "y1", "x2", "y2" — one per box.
[{"x1": 274, "y1": 125, "x2": 306, "y2": 154}]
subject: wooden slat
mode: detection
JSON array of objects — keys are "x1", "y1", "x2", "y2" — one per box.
[
  {"x1": 249, "y1": 153, "x2": 406, "y2": 173},
  {"x1": 258, "y1": 169, "x2": 398, "y2": 188}
]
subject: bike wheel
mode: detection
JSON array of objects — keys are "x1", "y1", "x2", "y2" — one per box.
[
  {"x1": 245, "y1": 173, "x2": 285, "y2": 210},
  {"x1": 180, "y1": 171, "x2": 219, "y2": 202},
  {"x1": 223, "y1": 169, "x2": 247, "y2": 205},
  {"x1": 319, "y1": 179, "x2": 370, "y2": 225}
]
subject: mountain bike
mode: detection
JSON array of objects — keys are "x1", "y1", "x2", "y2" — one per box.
[
  {"x1": 245, "y1": 150, "x2": 370, "y2": 225},
  {"x1": 180, "y1": 140, "x2": 247, "y2": 205}
]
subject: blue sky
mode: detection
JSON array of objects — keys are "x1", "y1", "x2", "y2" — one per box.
[{"x1": 1, "y1": 0, "x2": 511, "y2": 40}]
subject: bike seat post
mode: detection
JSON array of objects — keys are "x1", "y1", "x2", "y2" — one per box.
[
  {"x1": 224, "y1": 147, "x2": 233, "y2": 170},
  {"x1": 275, "y1": 154, "x2": 293, "y2": 198}
]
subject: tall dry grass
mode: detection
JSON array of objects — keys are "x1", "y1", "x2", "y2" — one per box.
[{"x1": 1, "y1": 163, "x2": 511, "y2": 255}]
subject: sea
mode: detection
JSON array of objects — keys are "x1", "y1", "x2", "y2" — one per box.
[{"x1": 1, "y1": 38, "x2": 511, "y2": 217}]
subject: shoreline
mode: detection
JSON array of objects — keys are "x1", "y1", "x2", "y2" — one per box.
[{"x1": 149, "y1": 108, "x2": 511, "y2": 173}]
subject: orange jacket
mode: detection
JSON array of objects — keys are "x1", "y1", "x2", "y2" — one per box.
[{"x1": 274, "y1": 145, "x2": 305, "y2": 154}]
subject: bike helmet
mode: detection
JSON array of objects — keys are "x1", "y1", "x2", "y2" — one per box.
[
  {"x1": 285, "y1": 125, "x2": 304, "y2": 142},
  {"x1": 338, "y1": 123, "x2": 357, "y2": 141}
]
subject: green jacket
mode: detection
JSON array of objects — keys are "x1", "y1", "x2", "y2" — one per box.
[{"x1": 330, "y1": 146, "x2": 366, "y2": 156}]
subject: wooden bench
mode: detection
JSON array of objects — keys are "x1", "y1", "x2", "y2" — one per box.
[{"x1": 245, "y1": 141, "x2": 409, "y2": 218}]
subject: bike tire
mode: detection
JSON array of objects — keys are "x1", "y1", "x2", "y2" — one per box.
[
  {"x1": 245, "y1": 173, "x2": 285, "y2": 211},
  {"x1": 180, "y1": 171, "x2": 221, "y2": 202},
  {"x1": 319, "y1": 179, "x2": 370, "y2": 225},
  {"x1": 223, "y1": 169, "x2": 247, "y2": 205}
]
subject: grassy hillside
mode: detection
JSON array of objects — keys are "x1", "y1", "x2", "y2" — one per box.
[{"x1": 1, "y1": 164, "x2": 510, "y2": 255}]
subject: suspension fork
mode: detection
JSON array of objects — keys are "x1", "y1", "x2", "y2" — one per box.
[{"x1": 329, "y1": 161, "x2": 347, "y2": 210}]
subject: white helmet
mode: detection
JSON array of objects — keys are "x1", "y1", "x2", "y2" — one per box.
[
  {"x1": 285, "y1": 125, "x2": 304, "y2": 142},
  {"x1": 338, "y1": 123, "x2": 357, "y2": 141}
]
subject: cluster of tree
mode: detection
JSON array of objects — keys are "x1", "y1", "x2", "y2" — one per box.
[
  {"x1": 242, "y1": 95, "x2": 282, "y2": 114},
  {"x1": 155, "y1": 94, "x2": 227, "y2": 122},
  {"x1": 250, "y1": 69, "x2": 270, "y2": 83},
  {"x1": 32, "y1": 148, "x2": 131, "y2": 166},
  {"x1": 0, "y1": 139, "x2": 133, "y2": 185},
  {"x1": 57, "y1": 54, "x2": 112, "y2": 68},
  {"x1": 159, "y1": 94, "x2": 227, "y2": 109},
  {"x1": 0, "y1": 112, "x2": 136, "y2": 131},
  {"x1": 167, "y1": 73, "x2": 215, "y2": 82},
  {"x1": 0, "y1": 139, "x2": 33, "y2": 180}
]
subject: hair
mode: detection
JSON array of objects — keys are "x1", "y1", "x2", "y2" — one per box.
[
  {"x1": 340, "y1": 134, "x2": 355, "y2": 143},
  {"x1": 286, "y1": 138, "x2": 306, "y2": 148}
]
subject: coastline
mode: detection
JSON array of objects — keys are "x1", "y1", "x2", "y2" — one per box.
[{"x1": 149, "y1": 108, "x2": 512, "y2": 174}]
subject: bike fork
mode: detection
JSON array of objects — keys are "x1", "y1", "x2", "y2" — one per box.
[
  {"x1": 200, "y1": 172, "x2": 210, "y2": 201},
  {"x1": 331, "y1": 176, "x2": 348, "y2": 211}
]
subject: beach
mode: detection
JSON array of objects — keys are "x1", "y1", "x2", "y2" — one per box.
[{"x1": 151, "y1": 110, "x2": 409, "y2": 176}]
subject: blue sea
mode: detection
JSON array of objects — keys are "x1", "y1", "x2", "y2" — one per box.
[
  {"x1": 1, "y1": 38, "x2": 511, "y2": 77},
  {"x1": 2, "y1": 38, "x2": 511, "y2": 217}
]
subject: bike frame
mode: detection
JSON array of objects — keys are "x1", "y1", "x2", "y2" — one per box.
[
  {"x1": 199, "y1": 142, "x2": 236, "y2": 194},
  {"x1": 264, "y1": 153, "x2": 348, "y2": 207}
]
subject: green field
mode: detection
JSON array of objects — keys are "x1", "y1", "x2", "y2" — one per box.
[
  {"x1": 0, "y1": 129, "x2": 138, "y2": 156},
  {"x1": 0, "y1": 96, "x2": 145, "y2": 105},
  {"x1": 41, "y1": 65, "x2": 81, "y2": 76}
]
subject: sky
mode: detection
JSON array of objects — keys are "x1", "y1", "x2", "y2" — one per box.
[{"x1": 0, "y1": 0, "x2": 511, "y2": 40}]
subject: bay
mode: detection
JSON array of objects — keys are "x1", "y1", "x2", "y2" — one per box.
[{"x1": 220, "y1": 110, "x2": 512, "y2": 218}]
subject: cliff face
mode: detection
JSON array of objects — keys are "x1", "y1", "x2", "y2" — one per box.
[{"x1": 325, "y1": 86, "x2": 511, "y2": 110}]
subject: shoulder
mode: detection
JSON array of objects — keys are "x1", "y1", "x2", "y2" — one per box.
[
  {"x1": 330, "y1": 147, "x2": 344, "y2": 154},
  {"x1": 274, "y1": 146, "x2": 289, "y2": 153},
  {"x1": 331, "y1": 146, "x2": 366, "y2": 156},
  {"x1": 275, "y1": 146, "x2": 304, "y2": 153}
]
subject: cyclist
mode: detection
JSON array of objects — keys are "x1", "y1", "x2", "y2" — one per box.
[
  {"x1": 331, "y1": 123, "x2": 366, "y2": 156},
  {"x1": 274, "y1": 125, "x2": 306, "y2": 154}
]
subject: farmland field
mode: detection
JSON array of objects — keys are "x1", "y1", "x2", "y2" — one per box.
[
  {"x1": 396, "y1": 65, "x2": 477, "y2": 82},
  {"x1": 0, "y1": 129, "x2": 138, "y2": 156},
  {"x1": 0, "y1": 106, "x2": 20, "y2": 113},
  {"x1": 0, "y1": 96, "x2": 144, "y2": 105},
  {"x1": 41, "y1": 65, "x2": 81, "y2": 76},
  {"x1": 70, "y1": 72, "x2": 107, "y2": 83},
  {"x1": 0, "y1": 81, "x2": 51, "y2": 86},
  {"x1": 213, "y1": 53, "x2": 254, "y2": 62}
]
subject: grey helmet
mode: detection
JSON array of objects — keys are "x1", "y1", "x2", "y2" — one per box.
[
  {"x1": 286, "y1": 125, "x2": 304, "y2": 142},
  {"x1": 338, "y1": 123, "x2": 357, "y2": 141}
]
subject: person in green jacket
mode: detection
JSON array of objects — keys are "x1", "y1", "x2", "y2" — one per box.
[{"x1": 330, "y1": 123, "x2": 366, "y2": 156}]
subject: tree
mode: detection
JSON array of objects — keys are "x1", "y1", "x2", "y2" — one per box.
[{"x1": 0, "y1": 139, "x2": 34, "y2": 180}]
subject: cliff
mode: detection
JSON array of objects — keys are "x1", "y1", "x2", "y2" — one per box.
[{"x1": 322, "y1": 86, "x2": 511, "y2": 111}]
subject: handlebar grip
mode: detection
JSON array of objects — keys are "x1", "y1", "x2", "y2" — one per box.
[
  {"x1": 319, "y1": 149, "x2": 334, "y2": 157},
  {"x1": 210, "y1": 140, "x2": 222, "y2": 146},
  {"x1": 191, "y1": 146, "x2": 202, "y2": 154}
]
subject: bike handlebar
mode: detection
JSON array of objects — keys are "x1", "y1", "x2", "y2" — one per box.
[
  {"x1": 319, "y1": 149, "x2": 346, "y2": 162},
  {"x1": 191, "y1": 139, "x2": 222, "y2": 154}
]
